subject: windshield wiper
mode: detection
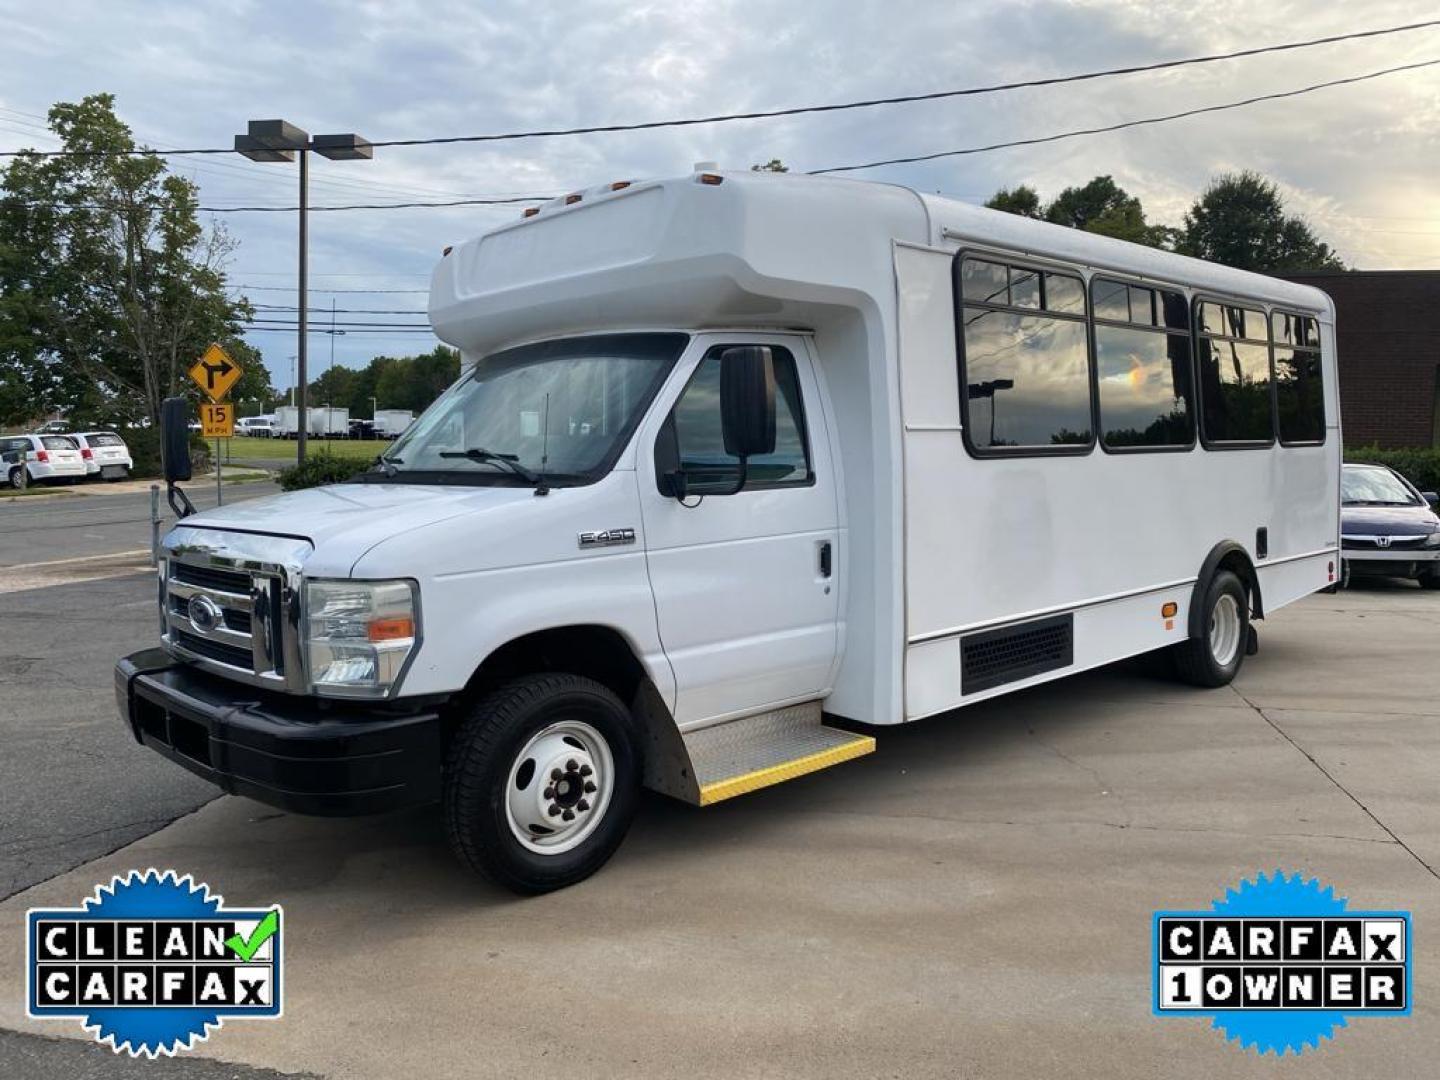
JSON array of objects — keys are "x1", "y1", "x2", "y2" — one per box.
[
  {"x1": 374, "y1": 454, "x2": 402, "y2": 478},
  {"x1": 439, "y1": 448, "x2": 549, "y2": 493}
]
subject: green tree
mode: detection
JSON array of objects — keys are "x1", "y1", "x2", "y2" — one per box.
[
  {"x1": 0, "y1": 94, "x2": 250, "y2": 428},
  {"x1": 1176, "y1": 171, "x2": 1344, "y2": 273},
  {"x1": 984, "y1": 176, "x2": 1173, "y2": 248},
  {"x1": 750, "y1": 159, "x2": 789, "y2": 173},
  {"x1": 372, "y1": 345, "x2": 461, "y2": 413},
  {"x1": 984, "y1": 185, "x2": 1042, "y2": 219}
]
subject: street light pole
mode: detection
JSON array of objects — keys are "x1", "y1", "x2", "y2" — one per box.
[{"x1": 235, "y1": 120, "x2": 372, "y2": 465}]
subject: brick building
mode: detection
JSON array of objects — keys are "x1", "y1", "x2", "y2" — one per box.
[{"x1": 1283, "y1": 271, "x2": 1440, "y2": 449}]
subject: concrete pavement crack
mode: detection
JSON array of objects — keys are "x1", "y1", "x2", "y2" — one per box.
[
  {"x1": 1232, "y1": 685, "x2": 1440, "y2": 884},
  {"x1": 1026, "y1": 727, "x2": 1134, "y2": 826}
]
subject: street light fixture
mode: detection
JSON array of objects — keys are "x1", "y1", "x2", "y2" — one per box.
[{"x1": 235, "y1": 119, "x2": 372, "y2": 463}]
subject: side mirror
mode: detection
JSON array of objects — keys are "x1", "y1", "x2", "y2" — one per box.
[
  {"x1": 1422, "y1": 491, "x2": 1439, "y2": 509},
  {"x1": 160, "y1": 397, "x2": 192, "y2": 483},
  {"x1": 719, "y1": 345, "x2": 776, "y2": 460}
]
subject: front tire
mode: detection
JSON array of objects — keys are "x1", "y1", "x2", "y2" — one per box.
[
  {"x1": 1420, "y1": 567, "x2": 1440, "y2": 590},
  {"x1": 7, "y1": 466, "x2": 24, "y2": 490},
  {"x1": 1172, "y1": 570, "x2": 1249, "y2": 687},
  {"x1": 443, "y1": 674, "x2": 641, "y2": 894}
]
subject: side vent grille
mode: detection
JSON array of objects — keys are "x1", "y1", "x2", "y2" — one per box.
[{"x1": 961, "y1": 614, "x2": 1073, "y2": 695}]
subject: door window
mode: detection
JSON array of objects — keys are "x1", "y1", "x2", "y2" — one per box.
[{"x1": 657, "y1": 344, "x2": 812, "y2": 495}]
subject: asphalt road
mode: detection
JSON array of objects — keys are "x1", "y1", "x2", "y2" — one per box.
[
  {"x1": 1, "y1": 563, "x2": 1437, "y2": 1078},
  {"x1": 0, "y1": 480, "x2": 278, "y2": 567}
]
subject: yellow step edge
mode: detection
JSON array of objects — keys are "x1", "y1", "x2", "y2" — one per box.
[{"x1": 697, "y1": 733, "x2": 876, "y2": 806}]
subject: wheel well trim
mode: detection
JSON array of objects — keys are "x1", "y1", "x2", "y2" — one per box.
[{"x1": 1188, "y1": 541, "x2": 1264, "y2": 640}]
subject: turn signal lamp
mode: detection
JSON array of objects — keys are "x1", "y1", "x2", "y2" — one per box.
[{"x1": 1161, "y1": 602, "x2": 1178, "y2": 618}]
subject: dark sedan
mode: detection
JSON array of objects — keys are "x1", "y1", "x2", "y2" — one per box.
[{"x1": 1341, "y1": 463, "x2": 1440, "y2": 588}]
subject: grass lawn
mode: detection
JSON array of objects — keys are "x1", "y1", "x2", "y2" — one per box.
[{"x1": 218, "y1": 437, "x2": 392, "y2": 463}]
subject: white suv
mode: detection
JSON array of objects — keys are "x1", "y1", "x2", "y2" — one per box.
[
  {"x1": 2, "y1": 434, "x2": 87, "y2": 488},
  {"x1": 71, "y1": 431, "x2": 134, "y2": 480}
]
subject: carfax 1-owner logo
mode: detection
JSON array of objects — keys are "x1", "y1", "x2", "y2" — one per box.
[
  {"x1": 26, "y1": 869, "x2": 282, "y2": 1057},
  {"x1": 1153, "y1": 871, "x2": 1411, "y2": 1055}
]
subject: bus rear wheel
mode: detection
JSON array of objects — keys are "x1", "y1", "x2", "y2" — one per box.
[
  {"x1": 443, "y1": 673, "x2": 641, "y2": 894},
  {"x1": 1172, "y1": 570, "x2": 1249, "y2": 688}
]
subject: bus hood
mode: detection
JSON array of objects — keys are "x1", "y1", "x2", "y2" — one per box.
[{"x1": 176, "y1": 482, "x2": 541, "y2": 576}]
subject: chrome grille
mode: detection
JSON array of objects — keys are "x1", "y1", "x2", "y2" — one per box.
[{"x1": 159, "y1": 526, "x2": 312, "y2": 693}]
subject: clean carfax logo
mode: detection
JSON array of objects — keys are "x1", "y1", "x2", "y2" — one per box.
[
  {"x1": 1153, "y1": 871, "x2": 1410, "y2": 1055},
  {"x1": 26, "y1": 869, "x2": 282, "y2": 1057}
]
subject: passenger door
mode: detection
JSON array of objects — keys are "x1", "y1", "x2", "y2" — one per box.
[{"x1": 638, "y1": 336, "x2": 839, "y2": 727}]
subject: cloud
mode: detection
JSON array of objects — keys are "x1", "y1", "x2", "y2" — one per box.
[{"x1": 2, "y1": 0, "x2": 1437, "y2": 388}]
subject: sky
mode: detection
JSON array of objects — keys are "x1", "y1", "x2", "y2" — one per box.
[{"x1": 2, "y1": 0, "x2": 1437, "y2": 396}]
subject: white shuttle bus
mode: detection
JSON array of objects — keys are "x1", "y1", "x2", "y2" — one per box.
[{"x1": 118, "y1": 167, "x2": 1339, "y2": 892}]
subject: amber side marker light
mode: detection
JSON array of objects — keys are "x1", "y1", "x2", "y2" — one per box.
[
  {"x1": 697, "y1": 173, "x2": 724, "y2": 185},
  {"x1": 522, "y1": 206, "x2": 540, "y2": 218},
  {"x1": 1161, "y1": 601, "x2": 1178, "y2": 618},
  {"x1": 610, "y1": 180, "x2": 632, "y2": 191},
  {"x1": 564, "y1": 192, "x2": 583, "y2": 205}
]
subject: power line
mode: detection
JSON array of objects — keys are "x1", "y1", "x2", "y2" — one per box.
[
  {"x1": 230, "y1": 284, "x2": 430, "y2": 293},
  {"x1": 3, "y1": 18, "x2": 1437, "y2": 159},
  {"x1": 250, "y1": 304, "x2": 428, "y2": 314},
  {"x1": 811, "y1": 57, "x2": 1440, "y2": 174}
]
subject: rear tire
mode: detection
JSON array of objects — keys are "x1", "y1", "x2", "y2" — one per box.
[
  {"x1": 1172, "y1": 570, "x2": 1249, "y2": 687},
  {"x1": 1419, "y1": 568, "x2": 1440, "y2": 590},
  {"x1": 7, "y1": 466, "x2": 24, "y2": 490},
  {"x1": 443, "y1": 674, "x2": 640, "y2": 894}
]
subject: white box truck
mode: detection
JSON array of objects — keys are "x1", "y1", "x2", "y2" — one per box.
[
  {"x1": 272, "y1": 405, "x2": 302, "y2": 439},
  {"x1": 309, "y1": 406, "x2": 349, "y2": 438},
  {"x1": 373, "y1": 409, "x2": 414, "y2": 438},
  {"x1": 117, "y1": 167, "x2": 1341, "y2": 893}
]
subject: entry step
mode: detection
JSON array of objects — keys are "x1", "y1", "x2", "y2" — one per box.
[{"x1": 683, "y1": 701, "x2": 875, "y2": 806}]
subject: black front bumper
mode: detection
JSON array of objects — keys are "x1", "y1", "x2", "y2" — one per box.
[{"x1": 115, "y1": 648, "x2": 443, "y2": 816}]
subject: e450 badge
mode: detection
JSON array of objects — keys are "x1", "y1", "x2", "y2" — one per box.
[{"x1": 26, "y1": 869, "x2": 282, "y2": 1057}]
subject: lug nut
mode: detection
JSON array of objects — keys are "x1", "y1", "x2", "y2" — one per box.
[
  {"x1": 548, "y1": 804, "x2": 561, "y2": 817},
  {"x1": 580, "y1": 764, "x2": 593, "y2": 777},
  {"x1": 543, "y1": 786, "x2": 555, "y2": 800},
  {"x1": 566, "y1": 759, "x2": 577, "y2": 771},
  {"x1": 562, "y1": 809, "x2": 575, "y2": 822},
  {"x1": 577, "y1": 799, "x2": 590, "y2": 812},
  {"x1": 584, "y1": 781, "x2": 597, "y2": 793},
  {"x1": 550, "y1": 768, "x2": 562, "y2": 781}
]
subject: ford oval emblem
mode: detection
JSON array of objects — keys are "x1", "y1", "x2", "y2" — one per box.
[{"x1": 187, "y1": 594, "x2": 222, "y2": 633}]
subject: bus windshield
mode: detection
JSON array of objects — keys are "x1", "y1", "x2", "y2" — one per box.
[{"x1": 372, "y1": 333, "x2": 687, "y2": 487}]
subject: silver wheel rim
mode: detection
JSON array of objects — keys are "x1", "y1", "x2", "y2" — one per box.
[
  {"x1": 504, "y1": 719, "x2": 614, "y2": 855},
  {"x1": 1209, "y1": 593, "x2": 1242, "y2": 668}
]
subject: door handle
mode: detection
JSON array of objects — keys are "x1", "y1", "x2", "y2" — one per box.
[{"x1": 819, "y1": 541, "x2": 832, "y2": 578}]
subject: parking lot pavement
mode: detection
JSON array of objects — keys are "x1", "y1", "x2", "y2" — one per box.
[
  {"x1": 0, "y1": 480, "x2": 279, "y2": 567},
  {"x1": 0, "y1": 582, "x2": 1436, "y2": 1078},
  {"x1": 0, "y1": 574, "x2": 217, "y2": 901}
]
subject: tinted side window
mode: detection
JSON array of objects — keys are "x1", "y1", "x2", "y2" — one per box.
[
  {"x1": 1092, "y1": 278, "x2": 1194, "y2": 449},
  {"x1": 1195, "y1": 300, "x2": 1273, "y2": 444},
  {"x1": 1271, "y1": 312, "x2": 1325, "y2": 444},
  {"x1": 955, "y1": 256, "x2": 1093, "y2": 452},
  {"x1": 663, "y1": 345, "x2": 811, "y2": 494}
]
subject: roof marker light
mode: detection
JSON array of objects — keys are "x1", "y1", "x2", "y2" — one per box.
[
  {"x1": 522, "y1": 207, "x2": 540, "y2": 218},
  {"x1": 610, "y1": 180, "x2": 632, "y2": 191},
  {"x1": 697, "y1": 173, "x2": 723, "y2": 186},
  {"x1": 441, "y1": 245, "x2": 453, "y2": 257},
  {"x1": 564, "y1": 192, "x2": 583, "y2": 205}
]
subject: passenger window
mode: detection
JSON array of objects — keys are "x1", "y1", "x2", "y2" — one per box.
[
  {"x1": 1272, "y1": 311, "x2": 1325, "y2": 444},
  {"x1": 1092, "y1": 278, "x2": 1195, "y2": 449},
  {"x1": 659, "y1": 345, "x2": 811, "y2": 494},
  {"x1": 1195, "y1": 300, "x2": 1273, "y2": 445},
  {"x1": 955, "y1": 255, "x2": 1092, "y2": 453}
]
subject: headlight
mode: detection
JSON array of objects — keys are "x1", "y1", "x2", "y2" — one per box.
[{"x1": 304, "y1": 578, "x2": 419, "y2": 697}]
